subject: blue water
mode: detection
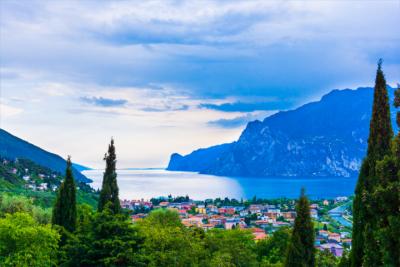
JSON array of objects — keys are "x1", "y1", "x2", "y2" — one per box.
[
  {"x1": 234, "y1": 176, "x2": 357, "y2": 199},
  {"x1": 83, "y1": 169, "x2": 357, "y2": 200}
]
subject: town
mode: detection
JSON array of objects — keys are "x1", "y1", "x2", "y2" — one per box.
[{"x1": 121, "y1": 195, "x2": 353, "y2": 258}]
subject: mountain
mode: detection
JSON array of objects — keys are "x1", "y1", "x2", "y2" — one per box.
[
  {"x1": 167, "y1": 86, "x2": 398, "y2": 178},
  {"x1": 0, "y1": 128, "x2": 92, "y2": 183}
]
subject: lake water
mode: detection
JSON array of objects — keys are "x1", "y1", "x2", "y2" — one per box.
[{"x1": 83, "y1": 169, "x2": 357, "y2": 200}]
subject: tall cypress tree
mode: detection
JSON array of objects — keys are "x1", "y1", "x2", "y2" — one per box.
[
  {"x1": 371, "y1": 85, "x2": 400, "y2": 266},
  {"x1": 351, "y1": 60, "x2": 393, "y2": 266},
  {"x1": 285, "y1": 188, "x2": 315, "y2": 267},
  {"x1": 98, "y1": 138, "x2": 121, "y2": 214},
  {"x1": 52, "y1": 156, "x2": 77, "y2": 232}
]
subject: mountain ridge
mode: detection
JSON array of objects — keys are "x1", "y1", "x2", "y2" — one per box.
[
  {"x1": 0, "y1": 128, "x2": 92, "y2": 183},
  {"x1": 167, "y1": 86, "x2": 398, "y2": 177}
]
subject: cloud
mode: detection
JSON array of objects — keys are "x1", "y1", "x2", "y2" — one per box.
[
  {"x1": 141, "y1": 105, "x2": 189, "y2": 112},
  {"x1": 0, "y1": 103, "x2": 23, "y2": 117},
  {"x1": 208, "y1": 114, "x2": 256, "y2": 128},
  {"x1": 199, "y1": 101, "x2": 290, "y2": 112},
  {"x1": 80, "y1": 96, "x2": 128, "y2": 107}
]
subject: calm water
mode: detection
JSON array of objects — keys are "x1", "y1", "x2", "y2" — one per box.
[{"x1": 83, "y1": 169, "x2": 357, "y2": 200}]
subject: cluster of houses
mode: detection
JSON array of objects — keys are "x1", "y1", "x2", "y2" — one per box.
[
  {"x1": 315, "y1": 229, "x2": 352, "y2": 257},
  {"x1": 121, "y1": 198, "x2": 352, "y2": 257},
  {"x1": 2, "y1": 159, "x2": 56, "y2": 191}
]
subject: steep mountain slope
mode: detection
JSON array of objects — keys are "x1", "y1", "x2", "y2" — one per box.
[
  {"x1": 167, "y1": 87, "x2": 398, "y2": 177},
  {"x1": 0, "y1": 129, "x2": 91, "y2": 183}
]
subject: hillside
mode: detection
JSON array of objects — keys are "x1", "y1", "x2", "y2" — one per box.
[
  {"x1": 167, "y1": 86, "x2": 398, "y2": 177},
  {"x1": 0, "y1": 129, "x2": 91, "y2": 183},
  {"x1": 0, "y1": 157, "x2": 98, "y2": 208}
]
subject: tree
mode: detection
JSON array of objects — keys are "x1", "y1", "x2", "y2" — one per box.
[
  {"x1": 64, "y1": 203, "x2": 144, "y2": 266},
  {"x1": 137, "y1": 209, "x2": 206, "y2": 266},
  {"x1": 206, "y1": 228, "x2": 258, "y2": 267},
  {"x1": 285, "y1": 188, "x2": 315, "y2": 267},
  {"x1": 351, "y1": 59, "x2": 393, "y2": 267},
  {"x1": 52, "y1": 156, "x2": 77, "y2": 232},
  {"x1": 369, "y1": 84, "x2": 400, "y2": 266},
  {"x1": 98, "y1": 138, "x2": 121, "y2": 214},
  {"x1": 256, "y1": 227, "x2": 291, "y2": 265},
  {"x1": 0, "y1": 212, "x2": 60, "y2": 266}
]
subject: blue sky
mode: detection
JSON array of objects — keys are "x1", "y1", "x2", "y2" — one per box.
[{"x1": 1, "y1": 0, "x2": 399, "y2": 168}]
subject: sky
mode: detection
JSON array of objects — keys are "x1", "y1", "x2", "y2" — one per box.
[{"x1": 0, "y1": 0, "x2": 399, "y2": 168}]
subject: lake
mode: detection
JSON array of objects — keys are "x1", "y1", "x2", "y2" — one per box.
[{"x1": 83, "y1": 169, "x2": 357, "y2": 200}]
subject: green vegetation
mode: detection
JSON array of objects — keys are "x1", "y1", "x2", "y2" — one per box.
[
  {"x1": 285, "y1": 189, "x2": 315, "y2": 267},
  {"x1": 0, "y1": 212, "x2": 60, "y2": 267},
  {"x1": 351, "y1": 61, "x2": 400, "y2": 266},
  {"x1": 98, "y1": 138, "x2": 121, "y2": 214},
  {"x1": 52, "y1": 156, "x2": 77, "y2": 232}
]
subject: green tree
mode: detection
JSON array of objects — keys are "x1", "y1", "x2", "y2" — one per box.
[
  {"x1": 138, "y1": 209, "x2": 206, "y2": 266},
  {"x1": 0, "y1": 194, "x2": 52, "y2": 224},
  {"x1": 285, "y1": 188, "x2": 315, "y2": 267},
  {"x1": 65, "y1": 203, "x2": 144, "y2": 266},
  {"x1": 206, "y1": 228, "x2": 258, "y2": 267},
  {"x1": 52, "y1": 156, "x2": 77, "y2": 232},
  {"x1": 315, "y1": 249, "x2": 338, "y2": 267},
  {"x1": 351, "y1": 60, "x2": 393, "y2": 267},
  {"x1": 98, "y1": 139, "x2": 121, "y2": 214},
  {"x1": 0, "y1": 212, "x2": 60, "y2": 266},
  {"x1": 256, "y1": 227, "x2": 291, "y2": 265},
  {"x1": 370, "y1": 84, "x2": 400, "y2": 266}
]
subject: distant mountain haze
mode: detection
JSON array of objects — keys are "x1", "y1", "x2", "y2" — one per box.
[
  {"x1": 167, "y1": 86, "x2": 398, "y2": 177},
  {"x1": 0, "y1": 128, "x2": 92, "y2": 183}
]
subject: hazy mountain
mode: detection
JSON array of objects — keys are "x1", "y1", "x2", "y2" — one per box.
[
  {"x1": 0, "y1": 128, "x2": 92, "y2": 183},
  {"x1": 167, "y1": 86, "x2": 398, "y2": 177}
]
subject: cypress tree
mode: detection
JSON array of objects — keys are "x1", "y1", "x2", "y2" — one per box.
[
  {"x1": 52, "y1": 156, "x2": 77, "y2": 232},
  {"x1": 98, "y1": 138, "x2": 121, "y2": 214},
  {"x1": 285, "y1": 188, "x2": 315, "y2": 267},
  {"x1": 371, "y1": 85, "x2": 400, "y2": 266},
  {"x1": 351, "y1": 60, "x2": 393, "y2": 266}
]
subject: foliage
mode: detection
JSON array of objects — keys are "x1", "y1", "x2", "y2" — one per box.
[
  {"x1": 137, "y1": 209, "x2": 205, "y2": 266},
  {"x1": 98, "y1": 139, "x2": 121, "y2": 214},
  {"x1": 0, "y1": 212, "x2": 59, "y2": 266},
  {"x1": 0, "y1": 194, "x2": 52, "y2": 224},
  {"x1": 256, "y1": 227, "x2": 291, "y2": 265},
  {"x1": 206, "y1": 228, "x2": 258, "y2": 267},
  {"x1": 285, "y1": 188, "x2": 315, "y2": 267},
  {"x1": 63, "y1": 203, "x2": 143, "y2": 266},
  {"x1": 315, "y1": 249, "x2": 339, "y2": 267},
  {"x1": 52, "y1": 156, "x2": 77, "y2": 232},
  {"x1": 351, "y1": 60, "x2": 394, "y2": 267}
]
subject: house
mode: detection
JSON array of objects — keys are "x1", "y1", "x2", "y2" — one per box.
[
  {"x1": 38, "y1": 183, "x2": 47, "y2": 190},
  {"x1": 318, "y1": 243, "x2": 343, "y2": 257},
  {"x1": 225, "y1": 217, "x2": 241, "y2": 229},
  {"x1": 310, "y1": 209, "x2": 318, "y2": 219},
  {"x1": 159, "y1": 201, "x2": 169, "y2": 208},
  {"x1": 328, "y1": 233, "x2": 341, "y2": 243},
  {"x1": 207, "y1": 205, "x2": 219, "y2": 213},
  {"x1": 318, "y1": 230, "x2": 329, "y2": 238},
  {"x1": 240, "y1": 210, "x2": 249, "y2": 217},
  {"x1": 252, "y1": 228, "x2": 267, "y2": 241},
  {"x1": 255, "y1": 220, "x2": 270, "y2": 228},
  {"x1": 196, "y1": 207, "x2": 206, "y2": 214},
  {"x1": 323, "y1": 200, "x2": 330, "y2": 206},
  {"x1": 181, "y1": 216, "x2": 203, "y2": 227},
  {"x1": 249, "y1": 205, "x2": 262, "y2": 214},
  {"x1": 281, "y1": 211, "x2": 296, "y2": 220}
]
